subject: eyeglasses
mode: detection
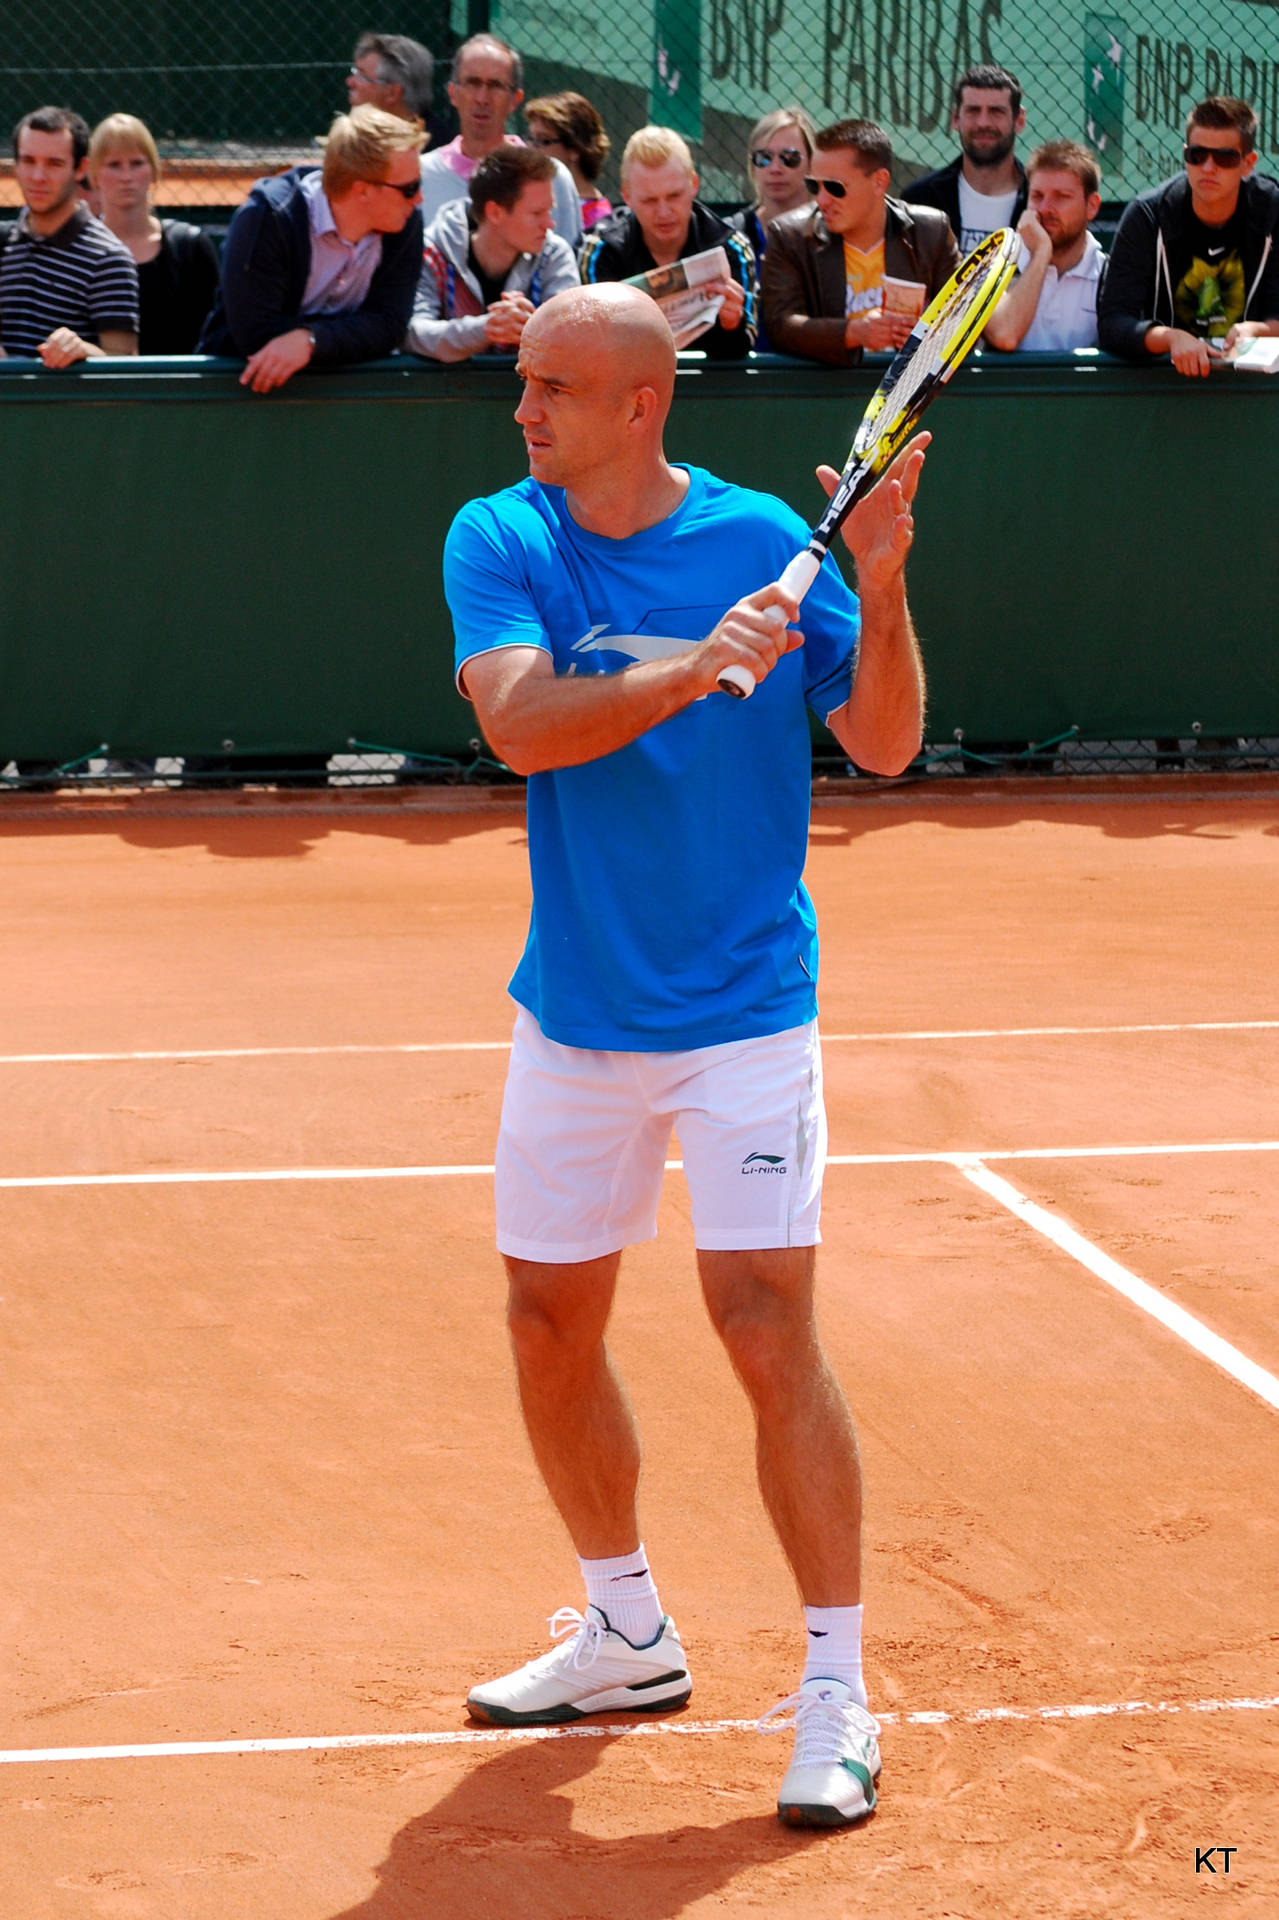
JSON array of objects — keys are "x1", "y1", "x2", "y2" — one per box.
[
  {"x1": 527, "y1": 133, "x2": 563, "y2": 150},
  {"x1": 374, "y1": 175, "x2": 421, "y2": 200},
  {"x1": 805, "y1": 175, "x2": 848, "y2": 198},
  {"x1": 751, "y1": 147, "x2": 805, "y2": 170},
  {"x1": 455, "y1": 76, "x2": 516, "y2": 96},
  {"x1": 1184, "y1": 142, "x2": 1245, "y2": 168}
]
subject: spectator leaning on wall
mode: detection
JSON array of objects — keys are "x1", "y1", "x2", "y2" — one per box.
[
  {"x1": 761, "y1": 120, "x2": 957, "y2": 366},
  {"x1": 903, "y1": 64, "x2": 1028, "y2": 252},
  {"x1": 1099, "y1": 94, "x2": 1279, "y2": 376},
  {"x1": 198, "y1": 105, "x2": 424, "y2": 394},
  {"x1": 406, "y1": 146, "x2": 579, "y2": 362},
  {"x1": 983, "y1": 140, "x2": 1105, "y2": 352},
  {"x1": 420, "y1": 35, "x2": 582, "y2": 249},
  {"x1": 580, "y1": 126, "x2": 757, "y2": 359},
  {"x1": 0, "y1": 105, "x2": 138, "y2": 367}
]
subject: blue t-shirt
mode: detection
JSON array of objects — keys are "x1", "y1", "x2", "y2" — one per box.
[{"x1": 444, "y1": 465, "x2": 860, "y2": 1051}]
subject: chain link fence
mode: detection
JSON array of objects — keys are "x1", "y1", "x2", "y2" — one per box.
[{"x1": 2, "y1": 2, "x2": 1276, "y2": 213}]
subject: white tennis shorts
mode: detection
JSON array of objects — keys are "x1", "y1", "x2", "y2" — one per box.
[{"x1": 495, "y1": 1007, "x2": 826, "y2": 1263}]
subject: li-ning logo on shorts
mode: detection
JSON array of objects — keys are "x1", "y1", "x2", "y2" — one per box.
[{"x1": 741, "y1": 1152, "x2": 787, "y2": 1176}]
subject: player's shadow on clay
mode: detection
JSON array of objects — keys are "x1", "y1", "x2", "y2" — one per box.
[{"x1": 324, "y1": 1725, "x2": 837, "y2": 1920}]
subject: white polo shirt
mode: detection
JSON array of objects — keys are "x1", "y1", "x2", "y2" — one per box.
[{"x1": 1016, "y1": 229, "x2": 1104, "y2": 351}]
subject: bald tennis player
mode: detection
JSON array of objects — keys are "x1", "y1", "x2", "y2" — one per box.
[{"x1": 443, "y1": 282, "x2": 927, "y2": 1828}]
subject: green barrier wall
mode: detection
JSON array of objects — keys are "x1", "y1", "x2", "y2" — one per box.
[{"x1": 0, "y1": 352, "x2": 1275, "y2": 766}]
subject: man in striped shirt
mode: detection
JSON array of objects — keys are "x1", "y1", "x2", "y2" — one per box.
[{"x1": 0, "y1": 107, "x2": 138, "y2": 366}]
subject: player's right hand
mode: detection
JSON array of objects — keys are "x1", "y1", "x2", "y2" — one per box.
[{"x1": 702, "y1": 584, "x2": 803, "y2": 693}]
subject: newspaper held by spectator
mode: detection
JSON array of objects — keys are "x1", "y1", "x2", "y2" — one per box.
[{"x1": 623, "y1": 246, "x2": 731, "y2": 348}]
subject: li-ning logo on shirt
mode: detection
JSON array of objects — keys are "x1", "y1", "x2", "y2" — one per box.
[
  {"x1": 572, "y1": 623, "x2": 699, "y2": 666},
  {"x1": 741, "y1": 1152, "x2": 787, "y2": 1176}
]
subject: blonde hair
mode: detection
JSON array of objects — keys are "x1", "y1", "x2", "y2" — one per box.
[
  {"x1": 88, "y1": 112, "x2": 160, "y2": 184},
  {"x1": 621, "y1": 125, "x2": 694, "y2": 182},
  {"x1": 322, "y1": 104, "x2": 425, "y2": 199},
  {"x1": 744, "y1": 106, "x2": 816, "y2": 198}
]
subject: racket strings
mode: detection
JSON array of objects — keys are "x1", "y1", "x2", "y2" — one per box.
[{"x1": 867, "y1": 262, "x2": 1003, "y2": 443}]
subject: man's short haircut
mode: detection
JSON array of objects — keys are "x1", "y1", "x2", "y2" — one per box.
[
  {"x1": 621, "y1": 125, "x2": 695, "y2": 182},
  {"x1": 321, "y1": 104, "x2": 425, "y2": 199},
  {"x1": 1186, "y1": 94, "x2": 1258, "y2": 154},
  {"x1": 450, "y1": 33, "x2": 523, "y2": 94},
  {"x1": 470, "y1": 144, "x2": 555, "y2": 217},
  {"x1": 523, "y1": 91, "x2": 611, "y2": 183},
  {"x1": 1027, "y1": 139, "x2": 1100, "y2": 199},
  {"x1": 13, "y1": 105, "x2": 91, "y2": 168},
  {"x1": 88, "y1": 112, "x2": 160, "y2": 184},
  {"x1": 354, "y1": 32, "x2": 435, "y2": 123},
  {"x1": 952, "y1": 63, "x2": 1022, "y2": 118},
  {"x1": 744, "y1": 105, "x2": 816, "y2": 196},
  {"x1": 814, "y1": 119, "x2": 893, "y2": 174}
]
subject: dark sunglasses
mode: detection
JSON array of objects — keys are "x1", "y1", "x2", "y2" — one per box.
[
  {"x1": 375, "y1": 174, "x2": 421, "y2": 199},
  {"x1": 805, "y1": 175, "x2": 849, "y2": 198},
  {"x1": 751, "y1": 147, "x2": 805, "y2": 170},
  {"x1": 1184, "y1": 142, "x2": 1245, "y2": 168}
]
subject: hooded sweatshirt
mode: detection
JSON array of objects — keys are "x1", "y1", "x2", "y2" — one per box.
[
  {"x1": 406, "y1": 198, "x2": 581, "y2": 362},
  {"x1": 1098, "y1": 170, "x2": 1279, "y2": 359}
]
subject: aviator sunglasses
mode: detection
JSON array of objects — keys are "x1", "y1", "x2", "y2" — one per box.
[
  {"x1": 1183, "y1": 142, "x2": 1246, "y2": 167},
  {"x1": 751, "y1": 146, "x2": 806, "y2": 169}
]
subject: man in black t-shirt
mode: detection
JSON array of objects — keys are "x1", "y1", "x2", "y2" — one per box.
[{"x1": 1099, "y1": 94, "x2": 1279, "y2": 376}]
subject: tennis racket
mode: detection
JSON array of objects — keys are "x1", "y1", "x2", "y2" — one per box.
[{"x1": 718, "y1": 226, "x2": 1020, "y2": 697}]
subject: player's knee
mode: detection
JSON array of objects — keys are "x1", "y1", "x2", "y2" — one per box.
[
  {"x1": 713, "y1": 1296, "x2": 815, "y2": 1403},
  {"x1": 506, "y1": 1290, "x2": 598, "y2": 1373}
]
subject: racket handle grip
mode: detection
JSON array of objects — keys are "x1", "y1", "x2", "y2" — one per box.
[{"x1": 716, "y1": 547, "x2": 825, "y2": 699}]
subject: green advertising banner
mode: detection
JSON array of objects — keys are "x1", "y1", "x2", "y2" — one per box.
[{"x1": 652, "y1": 0, "x2": 704, "y2": 138}]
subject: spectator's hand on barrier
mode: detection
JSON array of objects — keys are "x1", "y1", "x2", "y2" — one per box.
[
  {"x1": 1224, "y1": 319, "x2": 1272, "y2": 353},
  {"x1": 845, "y1": 307, "x2": 911, "y2": 352},
  {"x1": 484, "y1": 294, "x2": 535, "y2": 348},
  {"x1": 1167, "y1": 327, "x2": 1218, "y2": 378},
  {"x1": 38, "y1": 328, "x2": 93, "y2": 369},
  {"x1": 716, "y1": 276, "x2": 746, "y2": 330},
  {"x1": 1015, "y1": 206, "x2": 1053, "y2": 262},
  {"x1": 241, "y1": 328, "x2": 315, "y2": 393}
]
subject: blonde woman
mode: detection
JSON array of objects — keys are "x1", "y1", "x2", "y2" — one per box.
[{"x1": 89, "y1": 114, "x2": 220, "y2": 354}]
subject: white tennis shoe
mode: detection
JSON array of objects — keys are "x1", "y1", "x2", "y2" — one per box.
[
  {"x1": 466, "y1": 1605, "x2": 692, "y2": 1726},
  {"x1": 760, "y1": 1677, "x2": 882, "y2": 1827}
]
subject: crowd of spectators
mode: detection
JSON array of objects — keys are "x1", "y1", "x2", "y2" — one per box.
[
  {"x1": 3, "y1": 37, "x2": 1277, "y2": 386},
  {"x1": 2, "y1": 33, "x2": 1277, "y2": 783}
]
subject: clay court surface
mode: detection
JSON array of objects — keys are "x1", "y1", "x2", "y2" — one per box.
[{"x1": 1, "y1": 787, "x2": 1276, "y2": 1917}]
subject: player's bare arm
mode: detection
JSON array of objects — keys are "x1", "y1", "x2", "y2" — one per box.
[
  {"x1": 462, "y1": 583, "x2": 803, "y2": 775},
  {"x1": 824, "y1": 435, "x2": 928, "y2": 776}
]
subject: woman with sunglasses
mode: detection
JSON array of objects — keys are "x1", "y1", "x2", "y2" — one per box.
[{"x1": 728, "y1": 108, "x2": 816, "y2": 348}]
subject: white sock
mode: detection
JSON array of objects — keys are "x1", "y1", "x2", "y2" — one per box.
[
  {"x1": 802, "y1": 1604, "x2": 867, "y2": 1707},
  {"x1": 579, "y1": 1544, "x2": 664, "y2": 1647}
]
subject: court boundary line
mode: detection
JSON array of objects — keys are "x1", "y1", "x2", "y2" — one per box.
[
  {"x1": 955, "y1": 1158, "x2": 1279, "y2": 1413},
  {"x1": 4, "y1": 1140, "x2": 1279, "y2": 1191},
  {"x1": 2, "y1": 1692, "x2": 1276, "y2": 1767},
  {"x1": 2, "y1": 1018, "x2": 1276, "y2": 1065}
]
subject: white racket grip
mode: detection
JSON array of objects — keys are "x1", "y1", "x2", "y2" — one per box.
[{"x1": 717, "y1": 546, "x2": 824, "y2": 699}]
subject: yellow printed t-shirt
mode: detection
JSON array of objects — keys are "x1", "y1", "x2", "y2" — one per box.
[{"x1": 843, "y1": 240, "x2": 885, "y2": 317}]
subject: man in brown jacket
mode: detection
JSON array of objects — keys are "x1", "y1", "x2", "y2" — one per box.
[{"x1": 762, "y1": 120, "x2": 958, "y2": 363}]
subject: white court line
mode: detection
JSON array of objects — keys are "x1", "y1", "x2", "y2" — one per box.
[
  {"x1": 5, "y1": 1140, "x2": 1279, "y2": 1192},
  {"x1": 958, "y1": 1157, "x2": 1279, "y2": 1414},
  {"x1": 2, "y1": 1693, "x2": 1276, "y2": 1766},
  {"x1": 1, "y1": 1018, "x2": 1277, "y2": 1066}
]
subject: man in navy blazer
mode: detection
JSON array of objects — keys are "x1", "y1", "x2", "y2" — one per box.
[{"x1": 199, "y1": 105, "x2": 424, "y2": 392}]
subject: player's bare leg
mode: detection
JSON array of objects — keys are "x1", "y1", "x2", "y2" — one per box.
[
  {"x1": 466, "y1": 1251, "x2": 691, "y2": 1726},
  {"x1": 504, "y1": 1252, "x2": 640, "y2": 1558},
  {"x1": 697, "y1": 1246, "x2": 861, "y2": 1602},
  {"x1": 699, "y1": 1245, "x2": 879, "y2": 1827}
]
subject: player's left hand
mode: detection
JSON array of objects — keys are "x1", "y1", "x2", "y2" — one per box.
[
  {"x1": 37, "y1": 327, "x2": 92, "y2": 368},
  {"x1": 241, "y1": 328, "x2": 314, "y2": 393},
  {"x1": 716, "y1": 276, "x2": 746, "y2": 330},
  {"x1": 827, "y1": 432, "x2": 930, "y2": 590}
]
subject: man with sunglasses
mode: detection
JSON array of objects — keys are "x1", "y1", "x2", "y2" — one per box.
[
  {"x1": 1099, "y1": 95, "x2": 1279, "y2": 376},
  {"x1": 761, "y1": 120, "x2": 957, "y2": 364},
  {"x1": 199, "y1": 105, "x2": 424, "y2": 393}
]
